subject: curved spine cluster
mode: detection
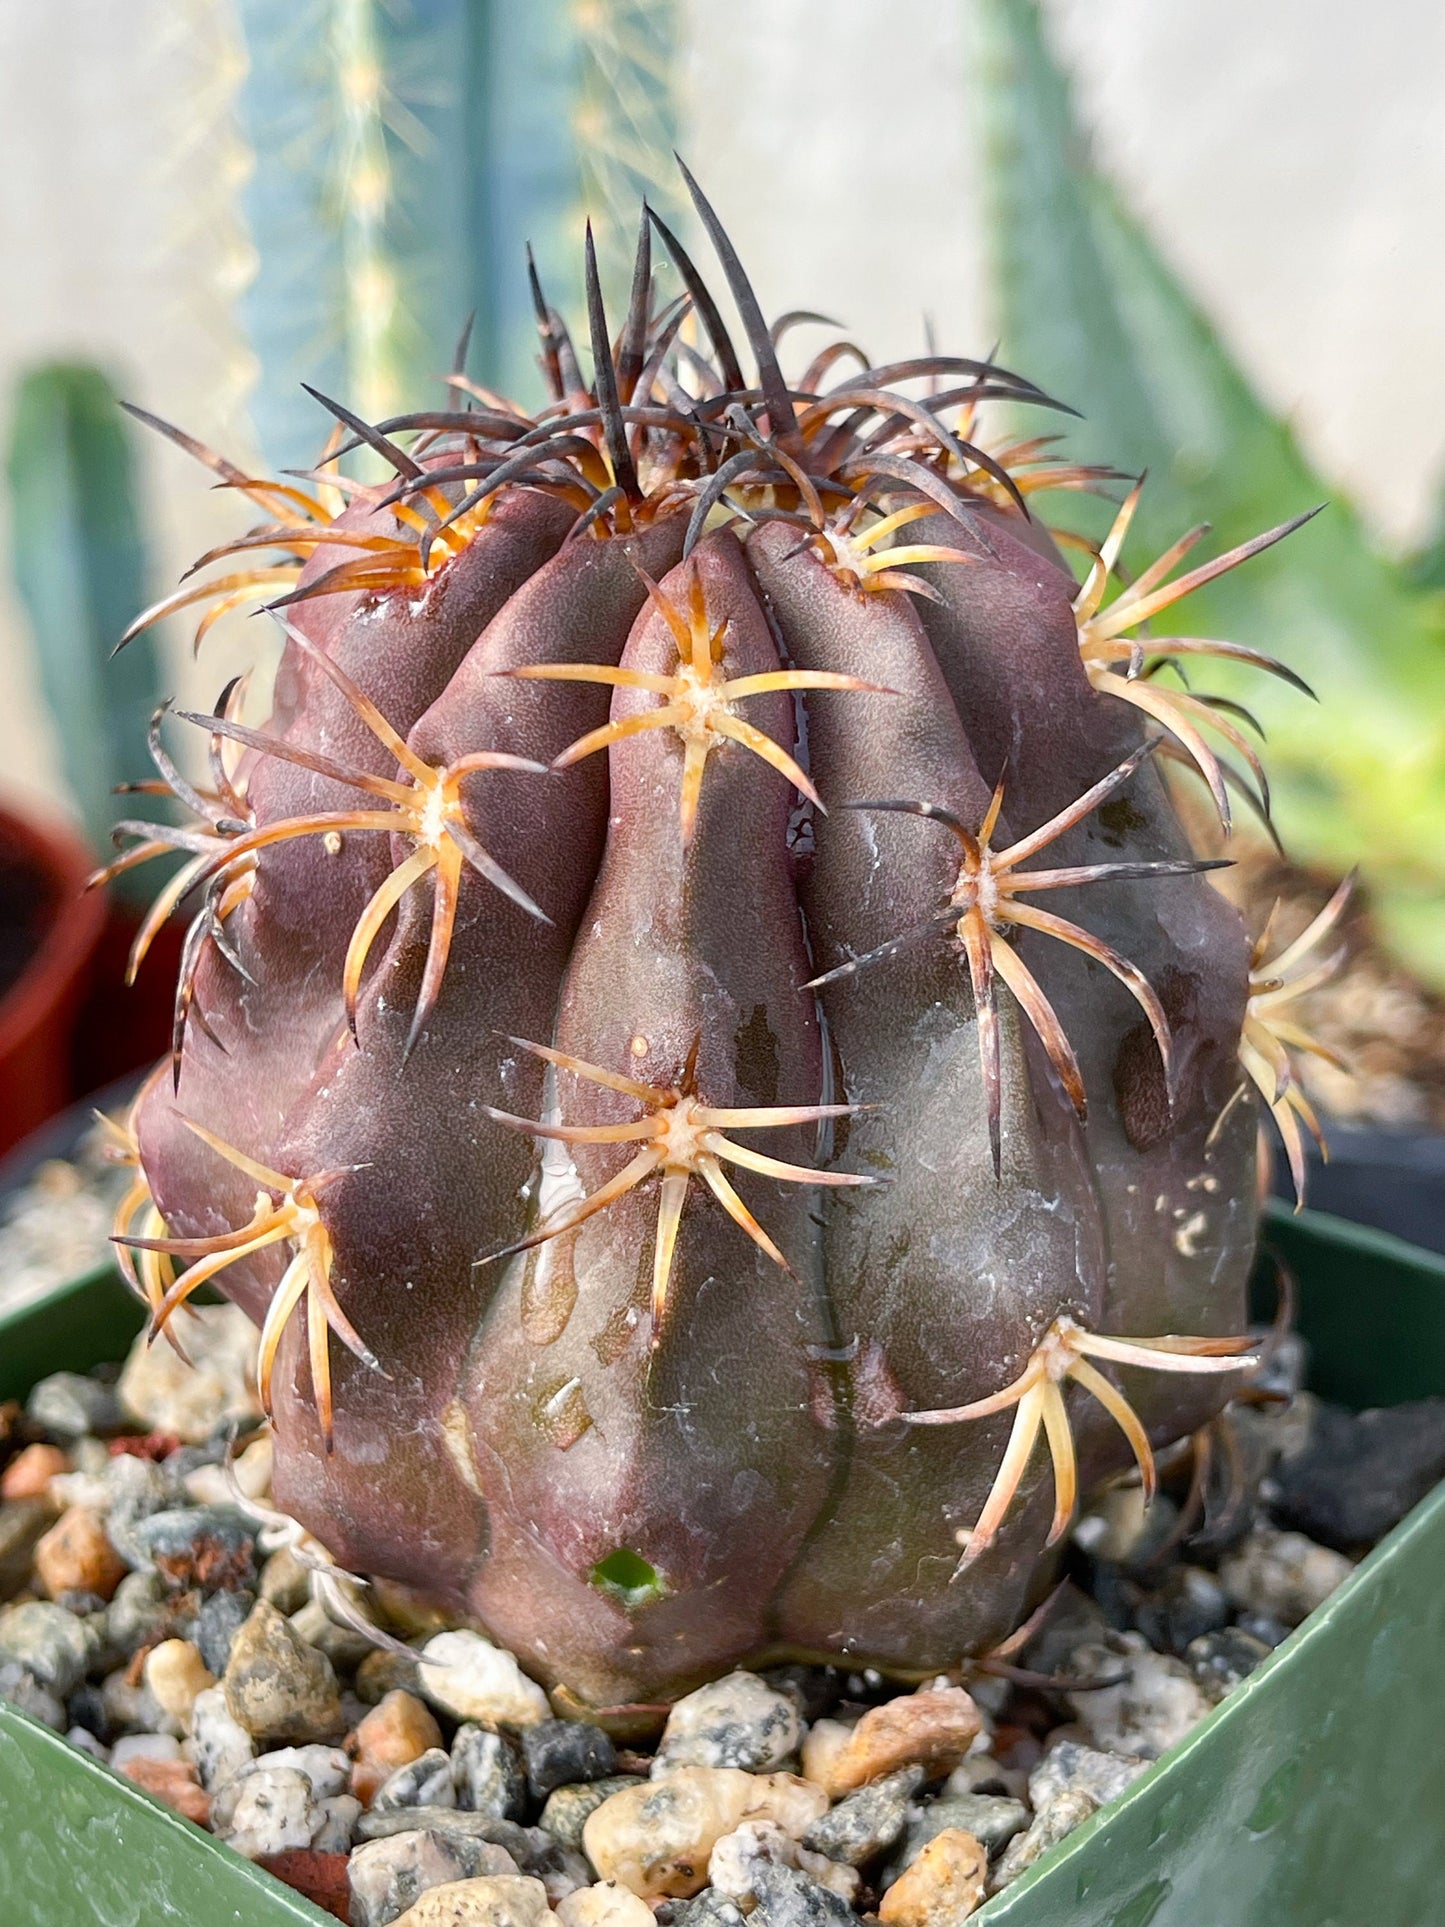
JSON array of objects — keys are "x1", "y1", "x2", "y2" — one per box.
[
  {"x1": 481, "y1": 1036, "x2": 870, "y2": 1338},
  {"x1": 1219, "y1": 873, "x2": 1355, "y2": 1204},
  {"x1": 906, "y1": 1319, "x2": 1258, "y2": 1571}
]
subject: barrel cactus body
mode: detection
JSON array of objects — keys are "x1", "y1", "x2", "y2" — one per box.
[{"x1": 106, "y1": 178, "x2": 1327, "y2": 1706}]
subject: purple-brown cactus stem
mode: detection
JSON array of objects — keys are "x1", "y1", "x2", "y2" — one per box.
[{"x1": 93, "y1": 165, "x2": 1339, "y2": 1703}]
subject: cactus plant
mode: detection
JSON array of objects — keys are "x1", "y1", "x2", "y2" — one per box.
[{"x1": 96, "y1": 169, "x2": 1338, "y2": 1706}]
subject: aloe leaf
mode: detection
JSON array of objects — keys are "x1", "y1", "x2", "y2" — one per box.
[
  {"x1": 5, "y1": 365, "x2": 163, "y2": 885},
  {"x1": 976, "y1": 0, "x2": 1445, "y2": 983}
]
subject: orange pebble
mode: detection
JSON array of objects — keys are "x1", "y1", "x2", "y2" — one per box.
[
  {"x1": 34, "y1": 1506, "x2": 128, "y2": 1602},
  {"x1": 348, "y1": 1688, "x2": 444, "y2": 1806},
  {"x1": 820, "y1": 1689, "x2": 982, "y2": 1797},
  {"x1": 1, "y1": 1443, "x2": 69, "y2": 1501},
  {"x1": 119, "y1": 1755, "x2": 211, "y2": 1826}
]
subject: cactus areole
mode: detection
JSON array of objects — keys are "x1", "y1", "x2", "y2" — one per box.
[{"x1": 102, "y1": 172, "x2": 1334, "y2": 1707}]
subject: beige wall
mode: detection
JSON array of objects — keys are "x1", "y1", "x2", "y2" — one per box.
[
  {"x1": 681, "y1": 0, "x2": 1445, "y2": 545},
  {"x1": 2, "y1": 0, "x2": 1442, "y2": 820},
  {"x1": 1045, "y1": 0, "x2": 1445, "y2": 546},
  {"x1": 0, "y1": 0, "x2": 254, "y2": 817}
]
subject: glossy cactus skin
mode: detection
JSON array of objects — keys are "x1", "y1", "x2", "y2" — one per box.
[{"x1": 105, "y1": 180, "x2": 1328, "y2": 1706}]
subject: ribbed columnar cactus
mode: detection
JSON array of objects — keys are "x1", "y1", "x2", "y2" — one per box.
[{"x1": 102, "y1": 175, "x2": 1336, "y2": 1705}]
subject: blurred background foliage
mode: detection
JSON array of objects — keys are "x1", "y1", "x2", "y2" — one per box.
[
  {"x1": 236, "y1": 0, "x2": 682, "y2": 467},
  {"x1": 4, "y1": 366, "x2": 161, "y2": 889},
  {"x1": 3, "y1": 0, "x2": 1443, "y2": 1001},
  {"x1": 980, "y1": 0, "x2": 1445, "y2": 984}
]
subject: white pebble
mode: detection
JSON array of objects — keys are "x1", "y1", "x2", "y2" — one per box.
[
  {"x1": 1220, "y1": 1526, "x2": 1355, "y2": 1627},
  {"x1": 218, "y1": 1765, "x2": 322, "y2": 1859},
  {"x1": 1065, "y1": 1640, "x2": 1210, "y2": 1759},
  {"x1": 111, "y1": 1733, "x2": 181, "y2": 1768},
  {"x1": 191, "y1": 1684, "x2": 256, "y2": 1791},
  {"x1": 417, "y1": 1631, "x2": 550, "y2": 1728},
  {"x1": 653, "y1": 1671, "x2": 801, "y2": 1774},
  {"x1": 249, "y1": 1743, "x2": 352, "y2": 1799},
  {"x1": 709, "y1": 1821, "x2": 858, "y2": 1908},
  {"x1": 555, "y1": 1880, "x2": 656, "y2": 1927},
  {"x1": 117, "y1": 1302, "x2": 262, "y2": 1443},
  {"x1": 312, "y1": 1792, "x2": 362, "y2": 1852}
]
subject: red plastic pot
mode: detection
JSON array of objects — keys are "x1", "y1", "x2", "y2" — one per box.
[
  {"x1": 69, "y1": 906, "x2": 186, "y2": 1097},
  {"x1": 0, "y1": 800, "x2": 105, "y2": 1155}
]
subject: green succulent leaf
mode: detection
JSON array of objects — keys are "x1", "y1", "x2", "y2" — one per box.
[
  {"x1": 5, "y1": 363, "x2": 162, "y2": 877},
  {"x1": 976, "y1": 0, "x2": 1445, "y2": 983}
]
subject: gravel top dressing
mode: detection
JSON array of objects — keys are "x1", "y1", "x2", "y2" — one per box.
[{"x1": 4, "y1": 1300, "x2": 1438, "y2": 1927}]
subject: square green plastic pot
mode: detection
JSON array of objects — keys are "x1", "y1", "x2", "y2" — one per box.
[{"x1": 1, "y1": 1202, "x2": 1442, "y2": 1926}]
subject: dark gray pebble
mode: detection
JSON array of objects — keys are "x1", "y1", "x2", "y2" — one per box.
[
  {"x1": 1184, "y1": 1626, "x2": 1273, "y2": 1702},
  {"x1": 1235, "y1": 1612, "x2": 1290, "y2": 1650},
  {"x1": 802, "y1": 1766, "x2": 923, "y2": 1866},
  {"x1": 66, "y1": 1724, "x2": 109, "y2": 1761},
  {"x1": 1132, "y1": 1565, "x2": 1232, "y2": 1655},
  {"x1": 760, "y1": 1665, "x2": 841, "y2": 1724},
  {"x1": 1014, "y1": 1581, "x2": 1111, "y2": 1679},
  {"x1": 66, "y1": 1680, "x2": 117, "y2": 1746},
  {"x1": 355, "y1": 1647, "x2": 421, "y2": 1704},
  {"x1": 537, "y1": 1775, "x2": 644, "y2": 1849},
  {"x1": 665, "y1": 1892, "x2": 746, "y2": 1927},
  {"x1": 195, "y1": 1587, "x2": 254, "y2": 1675},
  {"x1": 452, "y1": 1723, "x2": 527, "y2": 1819},
  {"x1": 892, "y1": 1790, "x2": 1030, "y2": 1871},
  {"x1": 521, "y1": 1717, "x2": 617, "y2": 1798},
  {"x1": 751, "y1": 1863, "x2": 854, "y2": 1927},
  {"x1": 26, "y1": 1373, "x2": 123, "y2": 1439},
  {"x1": 1268, "y1": 1398, "x2": 1445, "y2": 1550}
]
